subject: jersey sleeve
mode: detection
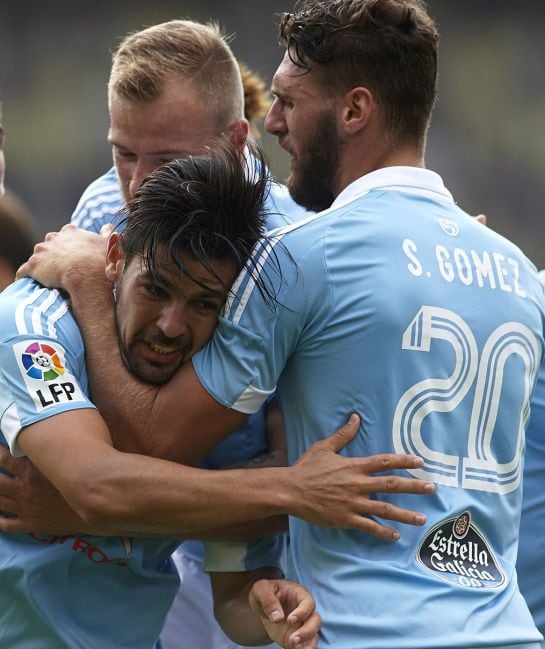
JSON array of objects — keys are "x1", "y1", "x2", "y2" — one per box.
[
  {"x1": 71, "y1": 168, "x2": 125, "y2": 233},
  {"x1": 202, "y1": 534, "x2": 287, "y2": 574},
  {"x1": 0, "y1": 334, "x2": 95, "y2": 456},
  {"x1": 192, "y1": 229, "x2": 331, "y2": 415},
  {"x1": 192, "y1": 232, "x2": 312, "y2": 415}
]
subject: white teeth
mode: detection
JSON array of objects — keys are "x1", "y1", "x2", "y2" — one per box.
[{"x1": 149, "y1": 343, "x2": 177, "y2": 355}]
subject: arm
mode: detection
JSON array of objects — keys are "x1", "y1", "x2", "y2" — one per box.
[
  {"x1": 0, "y1": 446, "x2": 287, "y2": 538},
  {"x1": 3, "y1": 410, "x2": 434, "y2": 539},
  {"x1": 211, "y1": 569, "x2": 321, "y2": 649}
]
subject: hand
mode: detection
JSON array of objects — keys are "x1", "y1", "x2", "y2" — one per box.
[
  {"x1": 249, "y1": 578, "x2": 321, "y2": 649},
  {"x1": 0, "y1": 445, "x2": 83, "y2": 534},
  {"x1": 475, "y1": 214, "x2": 487, "y2": 225},
  {"x1": 290, "y1": 414, "x2": 435, "y2": 541},
  {"x1": 16, "y1": 223, "x2": 109, "y2": 291}
]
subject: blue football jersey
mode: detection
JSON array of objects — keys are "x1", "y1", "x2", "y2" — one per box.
[
  {"x1": 193, "y1": 166, "x2": 545, "y2": 648},
  {"x1": 0, "y1": 278, "x2": 181, "y2": 648}
]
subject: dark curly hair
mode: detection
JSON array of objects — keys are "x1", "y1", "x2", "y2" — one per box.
[{"x1": 278, "y1": 0, "x2": 438, "y2": 148}]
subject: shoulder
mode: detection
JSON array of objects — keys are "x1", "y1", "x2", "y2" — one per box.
[
  {"x1": 265, "y1": 182, "x2": 313, "y2": 229},
  {"x1": 71, "y1": 167, "x2": 123, "y2": 231},
  {"x1": 0, "y1": 278, "x2": 79, "y2": 348}
]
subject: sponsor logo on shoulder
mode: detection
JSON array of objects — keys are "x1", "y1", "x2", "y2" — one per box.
[
  {"x1": 417, "y1": 511, "x2": 505, "y2": 589},
  {"x1": 14, "y1": 340, "x2": 87, "y2": 412},
  {"x1": 438, "y1": 218, "x2": 459, "y2": 237}
]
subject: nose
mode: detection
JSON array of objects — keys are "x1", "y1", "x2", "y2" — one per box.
[
  {"x1": 264, "y1": 99, "x2": 286, "y2": 137},
  {"x1": 156, "y1": 302, "x2": 188, "y2": 340},
  {"x1": 128, "y1": 161, "x2": 155, "y2": 199}
]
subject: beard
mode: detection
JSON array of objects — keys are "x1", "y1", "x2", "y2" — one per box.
[{"x1": 287, "y1": 111, "x2": 340, "y2": 212}]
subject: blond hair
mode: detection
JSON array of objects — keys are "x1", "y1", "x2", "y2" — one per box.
[{"x1": 109, "y1": 20, "x2": 244, "y2": 131}]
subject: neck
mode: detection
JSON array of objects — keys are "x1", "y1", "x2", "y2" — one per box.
[{"x1": 334, "y1": 135, "x2": 425, "y2": 198}]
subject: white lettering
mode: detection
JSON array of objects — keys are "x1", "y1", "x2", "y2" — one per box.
[
  {"x1": 493, "y1": 253, "x2": 512, "y2": 293},
  {"x1": 436, "y1": 245, "x2": 455, "y2": 282},
  {"x1": 403, "y1": 239, "x2": 422, "y2": 277},
  {"x1": 471, "y1": 250, "x2": 496, "y2": 289},
  {"x1": 508, "y1": 258, "x2": 527, "y2": 298},
  {"x1": 454, "y1": 249, "x2": 473, "y2": 286}
]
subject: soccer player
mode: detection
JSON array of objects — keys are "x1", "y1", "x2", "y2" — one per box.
[
  {"x1": 18, "y1": 1, "x2": 543, "y2": 645},
  {"x1": 69, "y1": 20, "x2": 310, "y2": 649}
]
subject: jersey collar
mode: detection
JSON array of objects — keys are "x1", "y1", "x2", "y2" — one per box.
[{"x1": 331, "y1": 166, "x2": 455, "y2": 211}]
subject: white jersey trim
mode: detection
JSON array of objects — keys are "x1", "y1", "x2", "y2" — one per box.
[{"x1": 16, "y1": 287, "x2": 62, "y2": 337}]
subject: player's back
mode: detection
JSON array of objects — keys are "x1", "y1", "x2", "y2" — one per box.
[{"x1": 274, "y1": 176, "x2": 544, "y2": 648}]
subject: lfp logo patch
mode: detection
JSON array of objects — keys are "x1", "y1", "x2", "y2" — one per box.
[
  {"x1": 21, "y1": 342, "x2": 65, "y2": 381},
  {"x1": 13, "y1": 340, "x2": 87, "y2": 412}
]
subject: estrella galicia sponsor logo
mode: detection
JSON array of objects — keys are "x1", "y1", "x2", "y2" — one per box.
[
  {"x1": 438, "y1": 218, "x2": 459, "y2": 237},
  {"x1": 417, "y1": 511, "x2": 505, "y2": 589},
  {"x1": 13, "y1": 340, "x2": 87, "y2": 412}
]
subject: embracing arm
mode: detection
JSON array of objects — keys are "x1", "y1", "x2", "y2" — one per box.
[
  {"x1": 3, "y1": 411, "x2": 433, "y2": 539},
  {"x1": 0, "y1": 445, "x2": 286, "y2": 538}
]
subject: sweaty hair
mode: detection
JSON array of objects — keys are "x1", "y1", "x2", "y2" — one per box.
[
  {"x1": 109, "y1": 19, "x2": 244, "y2": 132},
  {"x1": 278, "y1": 0, "x2": 438, "y2": 149},
  {"x1": 119, "y1": 139, "x2": 271, "y2": 300}
]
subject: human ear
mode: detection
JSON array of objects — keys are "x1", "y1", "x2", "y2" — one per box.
[
  {"x1": 105, "y1": 232, "x2": 124, "y2": 281},
  {"x1": 225, "y1": 118, "x2": 250, "y2": 152},
  {"x1": 341, "y1": 87, "x2": 375, "y2": 134}
]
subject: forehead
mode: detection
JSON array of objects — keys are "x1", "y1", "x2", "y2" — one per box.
[
  {"x1": 109, "y1": 79, "x2": 219, "y2": 155},
  {"x1": 272, "y1": 50, "x2": 324, "y2": 100},
  {"x1": 127, "y1": 250, "x2": 235, "y2": 294}
]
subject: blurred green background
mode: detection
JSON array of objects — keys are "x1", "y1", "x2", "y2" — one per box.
[{"x1": 1, "y1": 0, "x2": 544, "y2": 265}]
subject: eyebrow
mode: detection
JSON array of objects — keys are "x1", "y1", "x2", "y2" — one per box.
[
  {"x1": 143, "y1": 269, "x2": 226, "y2": 300},
  {"x1": 108, "y1": 137, "x2": 194, "y2": 158}
]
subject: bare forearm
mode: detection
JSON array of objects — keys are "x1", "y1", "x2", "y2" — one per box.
[
  {"x1": 212, "y1": 568, "x2": 284, "y2": 646},
  {"x1": 81, "y1": 454, "x2": 294, "y2": 534}
]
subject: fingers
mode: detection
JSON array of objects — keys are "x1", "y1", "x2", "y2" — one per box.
[
  {"x1": 358, "y1": 452, "x2": 427, "y2": 474},
  {"x1": 320, "y1": 413, "x2": 360, "y2": 453},
  {"x1": 287, "y1": 610, "x2": 321, "y2": 648},
  {"x1": 283, "y1": 582, "x2": 320, "y2": 649},
  {"x1": 250, "y1": 579, "x2": 285, "y2": 623},
  {"x1": 15, "y1": 261, "x2": 29, "y2": 280},
  {"x1": 474, "y1": 214, "x2": 487, "y2": 225},
  {"x1": 265, "y1": 580, "x2": 321, "y2": 649},
  {"x1": 285, "y1": 585, "x2": 317, "y2": 627}
]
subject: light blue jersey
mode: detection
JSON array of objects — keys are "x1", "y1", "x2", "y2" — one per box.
[
  {"x1": 518, "y1": 272, "x2": 545, "y2": 646},
  {"x1": 193, "y1": 167, "x2": 545, "y2": 649},
  {"x1": 0, "y1": 279, "x2": 283, "y2": 648}
]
